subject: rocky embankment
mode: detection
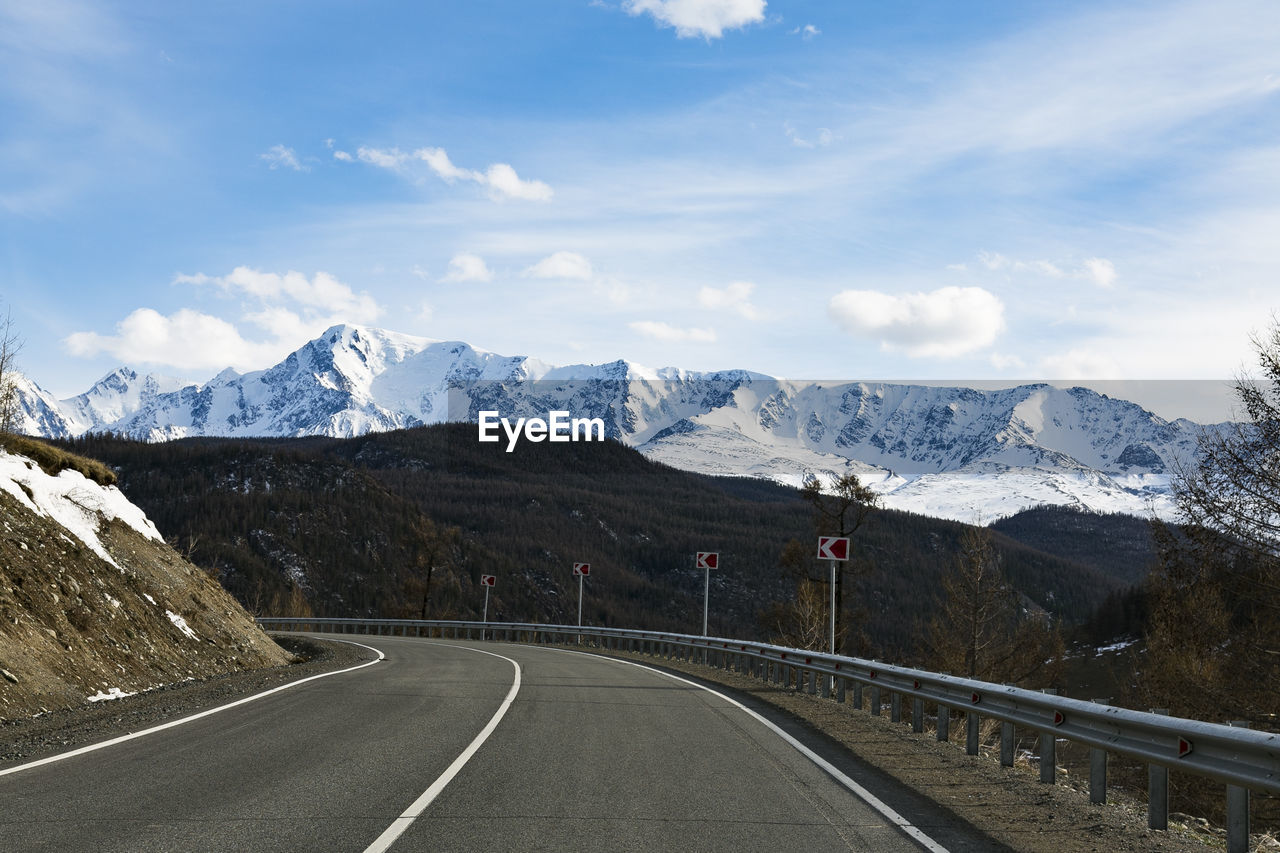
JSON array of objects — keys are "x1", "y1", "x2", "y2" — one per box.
[{"x1": 0, "y1": 440, "x2": 292, "y2": 719}]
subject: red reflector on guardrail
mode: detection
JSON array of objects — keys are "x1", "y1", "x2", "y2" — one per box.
[
  {"x1": 1053, "y1": 711, "x2": 1065, "y2": 726},
  {"x1": 971, "y1": 692, "x2": 981, "y2": 704},
  {"x1": 1179, "y1": 737, "x2": 1194, "y2": 758}
]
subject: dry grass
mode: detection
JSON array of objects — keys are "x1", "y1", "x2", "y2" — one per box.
[{"x1": 0, "y1": 433, "x2": 116, "y2": 486}]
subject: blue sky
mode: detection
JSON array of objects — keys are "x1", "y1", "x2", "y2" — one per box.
[{"x1": 3, "y1": 0, "x2": 1278, "y2": 420}]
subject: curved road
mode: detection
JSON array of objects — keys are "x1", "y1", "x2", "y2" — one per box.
[{"x1": 0, "y1": 636, "x2": 1002, "y2": 852}]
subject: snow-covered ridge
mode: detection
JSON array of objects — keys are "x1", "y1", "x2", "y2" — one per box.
[{"x1": 11, "y1": 323, "x2": 1226, "y2": 523}]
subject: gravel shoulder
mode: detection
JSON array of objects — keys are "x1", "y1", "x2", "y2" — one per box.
[
  {"x1": 598, "y1": 649, "x2": 1234, "y2": 853},
  {"x1": 0, "y1": 635, "x2": 376, "y2": 769}
]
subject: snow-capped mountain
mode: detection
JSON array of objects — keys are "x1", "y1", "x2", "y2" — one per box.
[{"x1": 12, "y1": 324, "x2": 1222, "y2": 523}]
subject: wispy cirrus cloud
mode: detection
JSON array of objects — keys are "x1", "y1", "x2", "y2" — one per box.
[
  {"x1": 629, "y1": 320, "x2": 717, "y2": 343},
  {"x1": 977, "y1": 252, "x2": 1116, "y2": 287},
  {"x1": 260, "y1": 144, "x2": 305, "y2": 171}
]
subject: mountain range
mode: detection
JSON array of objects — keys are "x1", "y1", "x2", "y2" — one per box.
[{"x1": 14, "y1": 324, "x2": 1221, "y2": 523}]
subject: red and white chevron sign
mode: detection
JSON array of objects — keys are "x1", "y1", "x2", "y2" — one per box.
[
  {"x1": 480, "y1": 574, "x2": 496, "y2": 587},
  {"x1": 816, "y1": 536, "x2": 850, "y2": 561},
  {"x1": 696, "y1": 552, "x2": 719, "y2": 570},
  {"x1": 573, "y1": 562, "x2": 590, "y2": 577}
]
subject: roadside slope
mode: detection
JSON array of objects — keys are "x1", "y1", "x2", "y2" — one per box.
[{"x1": 0, "y1": 440, "x2": 291, "y2": 719}]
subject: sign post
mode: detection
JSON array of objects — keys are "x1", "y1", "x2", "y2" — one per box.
[
  {"x1": 572, "y1": 563, "x2": 590, "y2": 634},
  {"x1": 480, "y1": 574, "x2": 496, "y2": 637},
  {"x1": 696, "y1": 552, "x2": 719, "y2": 636},
  {"x1": 816, "y1": 537, "x2": 850, "y2": 655}
]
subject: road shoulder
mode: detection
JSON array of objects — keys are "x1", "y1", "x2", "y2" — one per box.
[{"x1": 0, "y1": 635, "x2": 374, "y2": 768}]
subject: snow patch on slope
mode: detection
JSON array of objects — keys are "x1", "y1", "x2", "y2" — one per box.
[{"x1": 0, "y1": 450, "x2": 162, "y2": 569}]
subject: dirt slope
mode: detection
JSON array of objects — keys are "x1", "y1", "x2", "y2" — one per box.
[{"x1": 0, "y1": 447, "x2": 291, "y2": 719}]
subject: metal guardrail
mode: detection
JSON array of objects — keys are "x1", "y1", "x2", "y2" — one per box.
[{"x1": 260, "y1": 617, "x2": 1277, "y2": 852}]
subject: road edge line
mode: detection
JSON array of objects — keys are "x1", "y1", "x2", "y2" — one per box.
[
  {"x1": 362, "y1": 642, "x2": 522, "y2": 853},
  {"x1": 538, "y1": 645, "x2": 950, "y2": 853},
  {"x1": 0, "y1": 638, "x2": 385, "y2": 779}
]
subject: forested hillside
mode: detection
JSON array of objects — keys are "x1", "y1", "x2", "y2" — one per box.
[
  {"x1": 64, "y1": 426, "x2": 1124, "y2": 656},
  {"x1": 990, "y1": 505, "x2": 1157, "y2": 585}
]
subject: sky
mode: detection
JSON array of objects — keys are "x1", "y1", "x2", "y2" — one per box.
[{"x1": 3, "y1": 0, "x2": 1278, "y2": 422}]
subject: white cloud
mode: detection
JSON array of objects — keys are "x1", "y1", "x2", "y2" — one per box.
[
  {"x1": 525, "y1": 251, "x2": 593, "y2": 280},
  {"x1": 180, "y1": 267, "x2": 381, "y2": 323},
  {"x1": 352, "y1": 145, "x2": 552, "y2": 201},
  {"x1": 483, "y1": 162, "x2": 553, "y2": 201},
  {"x1": 623, "y1": 0, "x2": 765, "y2": 39},
  {"x1": 629, "y1": 320, "x2": 717, "y2": 343},
  {"x1": 64, "y1": 308, "x2": 283, "y2": 371},
  {"x1": 357, "y1": 146, "x2": 409, "y2": 169},
  {"x1": 260, "y1": 144, "x2": 305, "y2": 172},
  {"x1": 65, "y1": 267, "x2": 387, "y2": 371},
  {"x1": 417, "y1": 147, "x2": 478, "y2": 182},
  {"x1": 828, "y1": 286, "x2": 1005, "y2": 357},
  {"x1": 333, "y1": 150, "x2": 353, "y2": 162},
  {"x1": 698, "y1": 281, "x2": 758, "y2": 319},
  {"x1": 790, "y1": 24, "x2": 820, "y2": 39},
  {"x1": 441, "y1": 253, "x2": 493, "y2": 283},
  {"x1": 1082, "y1": 257, "x2": 1116, "y2": 288}
]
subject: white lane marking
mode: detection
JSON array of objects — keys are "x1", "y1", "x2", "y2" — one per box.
[
  {"x1": 363, "y1": 643, "x2": 522, "y2": 853},
  {"x1": 537, "y1": 646, "x2": 950, "y2": 853},
  {"x1": 0, "y1": 638, "x2": 385, "y2": 779}
]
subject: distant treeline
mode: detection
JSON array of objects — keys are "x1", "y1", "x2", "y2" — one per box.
[{"x1": 62, "y1": 425, "x2": 1145, "y2": 658}]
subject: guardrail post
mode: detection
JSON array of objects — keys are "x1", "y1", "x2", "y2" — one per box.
[
  {"x1": 1001, "y1": 721, "x2": 1014, "y2": 766},
  {"x1": 807, "y1": 670, "x2": 817, "y2": 695},
  {"x1": 936, "y1": 705, "x2": 949, "y2": 741},
  {"x1": 853, "y1": 681, "x2": 863, "y2": 711},
  {"x1": 1090, "y1": 747, "x2": 1107, "y2": 803},
  {"x1": 1227, "y1": 721, "x2": 1251, "y2": 853},
  {"x1": 1089, "y1": 698, "x2": 1109, "y2": 804},
  {"x1": 1039, "y1": 688, "x2": 1058, "y2": 783},
  {"x1": 1039, "y1": 731, "x2": 1056, "y2": 783},
  {"x1": 966, "y1": 711, "x2": 979, "y2": 756},
  {"x1": 871, "y1": 685, "x2": 881, "y2": 716},
  {"x1": 1148, "y1": 708, "x2": 1169, "y2": 830},
  {"x1": 821, "y1": 673, "x2": 831, "y2": 699},
  {"x1": 912, "y1": 697, "x2": 923, "y2": 733},
  {"x1": 836, "y1": 677, "x2": 846, "y2": 703},
  {"x1": 891, "y1": 693, "x2": 902, "y2": 723}
]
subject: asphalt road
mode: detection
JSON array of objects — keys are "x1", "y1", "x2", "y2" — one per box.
[{"x1": 0, "y1": 636, "x2": 1001, "y2": 852}]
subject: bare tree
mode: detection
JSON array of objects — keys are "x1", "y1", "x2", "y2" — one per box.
[
  {"x1": 800, "y1": 472, "x2": 879, "y2": 654},
  {"x1": 0, "y1": 307, "x2": 23, "y2": 434},
  {"x1": 1142, "y1": 319, "x2": 1280, "y2": 721},
  {"x1": 927, "y1": 526, "x2": 1063, "y2": 685},
  {"x1": 1174, "y1": 320, "x2": 1280, "y2": 592}
]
